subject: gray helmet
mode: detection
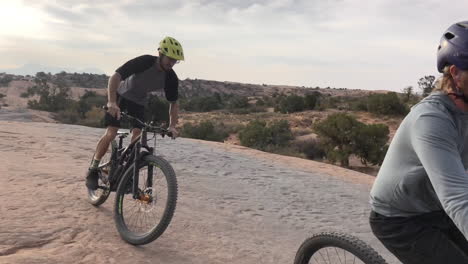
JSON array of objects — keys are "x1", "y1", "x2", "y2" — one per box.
[{"x1": 437, "y1": 21, "x2": 468, "y2": 73}]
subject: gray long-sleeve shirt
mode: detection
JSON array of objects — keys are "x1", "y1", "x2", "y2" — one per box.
[{"x1": 370, "y1": 92, "x2": 468, "y2": 240}]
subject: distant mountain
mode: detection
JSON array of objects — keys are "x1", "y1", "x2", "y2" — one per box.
[{"x1": 0, "y1": 64, "x2": 105, "y2": 76}]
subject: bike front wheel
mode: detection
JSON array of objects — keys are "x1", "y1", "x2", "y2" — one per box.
[
  {"x1": 294, "y1": 232, "x2": 388, "y2": 264},
  {"x1": 114, "y1": 154, "x2": 178, "y2": 245}
]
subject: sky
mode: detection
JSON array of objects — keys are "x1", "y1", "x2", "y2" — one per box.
[{"x1": 1, "y1": 0, "x2": 467, "y2": 92}]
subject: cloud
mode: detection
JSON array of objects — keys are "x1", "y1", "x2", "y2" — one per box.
[{"x1": 4, "y1": 0, "x2": 468, "y2": 91}]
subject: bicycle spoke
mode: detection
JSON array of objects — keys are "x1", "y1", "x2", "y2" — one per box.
[
  {"x1": 120, "y1": 164, "x2": 169, "y2": 236},
  {"x1": 333, "y1": 247, "x2": 343, "y2": 264},
  {"x1": 309, "y1": 247, "x2": 365, "y2": 264}
]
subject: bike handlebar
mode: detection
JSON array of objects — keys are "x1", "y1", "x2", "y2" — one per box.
[{"x1": 102, "y1": 106, "x2": 173, "y2": 137}]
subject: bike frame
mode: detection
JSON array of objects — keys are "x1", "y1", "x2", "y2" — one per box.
[{"x1": 106, "y1": 112, "x2": 169, "y2": 199}]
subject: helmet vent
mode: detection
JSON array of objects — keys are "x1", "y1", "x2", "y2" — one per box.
[
  {"x1": 457, "y1": 22, "x2": 468, "y2": 29},
  {"x1": 445, "y1": 32, "x2": 455, "y2": 40}
]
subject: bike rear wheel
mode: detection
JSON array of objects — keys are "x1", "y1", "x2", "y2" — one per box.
[
  {"x1": 87, "y1": 140, "x2": 116, "y2": 206},
  {"x1": 294, "y1": 232, "x2": 388, "y2": 264},
  {"x1": 114, "y1": 154, "x2": 178, "y2": 245}
]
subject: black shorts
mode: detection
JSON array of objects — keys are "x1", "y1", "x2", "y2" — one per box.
[
  {"x1": 104, "y1": 95, "x2": 145, "y2": 129},
  {"x1": 369, "y1": 210, "x2": 468, "y2": 264}
]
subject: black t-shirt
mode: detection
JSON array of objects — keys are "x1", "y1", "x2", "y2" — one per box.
[{"x1": 116, "y1": 55, "x2": 178, "y2": 106}]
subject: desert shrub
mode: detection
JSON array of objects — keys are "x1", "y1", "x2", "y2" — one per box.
[
  {"x1": 77, "y1": 90, "x2": 106, "y2": 118},
  {"x1": 304, "y1": 93, "x2": 320, "y2": 110},
  {"x1": 366, "y1": 92, "x2": 408, "y2": 116},
  {"x1": 255, "y1": 98, "x2": 265, "y2": 106},
  {"x1": 239, "y1": 119, "x2": 293, "y2": 150},
  {"x1": 0, "y1": 93, "x2": 5, "y2": 99},
  {"x1": 180, "y1": 120, "x2": 229, "y2": 142},
  {"x1": 79, "y1": 106, "x2": 105, "y2": 127},
  {"x1": 227, "y1": 95, "x2": 249, "y2": 109},
  {"x1": 0, "y1": 75, "x2": 13, "y2": 86},
  {"x1": 26, "y1": 79, "x2": 73, "y2": 112},
  {"x1": 314, "y1": 113, "x2": 389, "y2": 167},
  {"x1": 239, "y1": 120, "x2": 270, "y2": 149},
  {"x1": 292, "y1": 138, "x2": 326, "y2": 160},
  {"x1": 275, "y1": 95, "x2": 305, "y2": 113},
  {"x1": 55, "y1": 109, "x2": 81, "y2": 124},
  {"x1": 181, "y1": 94, "x2": 223, "y2": 112},
  {"x1": 349, "y1": 97, "x2": 368, "y2": 111},
  {"x1": 314, "y1": 113, "x2": 359, "y2": 167},
  {"x1": 353, "y1": 123, "x2": 389, "y2": 166}
]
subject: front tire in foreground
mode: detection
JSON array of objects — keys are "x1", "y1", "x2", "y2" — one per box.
[
  {"x1": 294, "y1": 232, "x2": 388, "y2": 264},
  {"x1": 114, "y1": 155, "x2": 178, "y2": 245}
]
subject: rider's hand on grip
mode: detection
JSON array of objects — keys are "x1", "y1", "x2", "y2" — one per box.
[{"x1": 106, "y1": 102, "x2": 120, "y2": 120}]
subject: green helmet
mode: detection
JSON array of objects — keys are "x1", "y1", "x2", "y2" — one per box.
[{"x1": 159, "y1": 36, "x2": 184, "y2": 61}]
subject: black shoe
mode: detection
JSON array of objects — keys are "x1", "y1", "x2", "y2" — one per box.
[{"x1": 86, "y1": 168, "x2": 100, "y2": 190}]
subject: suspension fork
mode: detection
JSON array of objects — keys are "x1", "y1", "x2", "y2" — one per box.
[
  {"x1": 146, "y1": 133, "x2": 155, "y2": 190},
  {"x1": 132, "y1": 141, "x2": 141, "y2": 199}
]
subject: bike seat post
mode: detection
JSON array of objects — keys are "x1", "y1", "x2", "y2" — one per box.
[
  {"x1": 141, "y1": 127, "x2": 148, "y2": 146},
  {"x1": 119, "y1": 135, "x2": 124, "y2": 149}
]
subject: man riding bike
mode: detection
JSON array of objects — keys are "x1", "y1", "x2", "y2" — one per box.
[
  {"x1": 85, "y1": 36, "x2": 184, "y2": 190},
  {"x1": 369, "y1": 21, "x2": 468, "y2": 263}
]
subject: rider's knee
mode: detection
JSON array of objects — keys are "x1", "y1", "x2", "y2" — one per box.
[
  {"x1": 106, "y1": 127, "x2": 119, "y2": 139},
  {"x1": 132, "y1": 128, "x2": 142, "y2": 136}
]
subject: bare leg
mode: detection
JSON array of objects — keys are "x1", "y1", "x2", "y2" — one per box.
[{"x1": 94, "y1": 126, "x2": 119, "y2": 161}]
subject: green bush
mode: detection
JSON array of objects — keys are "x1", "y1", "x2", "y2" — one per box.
[
  {"x1": 304, "y1": 93, "x2": 319, "y2": 110},
  {"x1": 79, "y1": 106, "x2": 105, "y2": 127},
  {"x1": 180, "y1": 121, "x2": 229, "y2": 142},
  {"x1": 353, "y1": 123, "x2": 389, "y2": 166},
  {"x1": 239, "y1": 120, "x2": 270, "y2": 149},
  {"x1": 55, "y1": 109, "x2": 81, "y2": 124},
  {"x1": 314, "y1": 113, "x2": 359, "y2": 167},
  {"x1": 366, "y1": 92, "x2": 408, "y2": 116},
  {"x1": 275, "y1": 95, "x2": 305, "y2": 113},
  {"x1": 181, "y1": 94, "x2": 223, "y2": 112},
  {"x1": 314, "y1": 113, "x2": 389, "y2": 167},
  {"x1": 0, "y1": 75, "x2": 13, "y2": 86},
  {"x1": 292, "y1": 138, "x2": 326, "y2": 160},
  {"x1": 227, "y1": 95, "x2": 249, "y2": 109},
  {"x1": 25, "y1": 79, "x2": 73, "y2": 112},
  {"x1": 78, "y1": 90, "x2": 106, "y2": 118},
  {"x1": 239, "y1": 119, "x2": 293, "y2": 150}
]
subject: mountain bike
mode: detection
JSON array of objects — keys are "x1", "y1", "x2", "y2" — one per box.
[
  {"x1": 86, "y1": 109, "x2": 178, "y2": 245},
  {"x1": 294, "y1": 231, "x2": 388, "y2": 264}
]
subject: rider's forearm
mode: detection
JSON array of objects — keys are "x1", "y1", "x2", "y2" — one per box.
[
  {"x1": 169, "y1": 102, "x2": 179, "y2": 128},
  {"x1": 107, "y1": 72, "x2": 122, "y2": 104}
]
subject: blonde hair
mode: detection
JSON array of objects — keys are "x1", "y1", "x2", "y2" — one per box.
[{"x1": 433, "y1": 66, "x2": 456, "y2": 94}]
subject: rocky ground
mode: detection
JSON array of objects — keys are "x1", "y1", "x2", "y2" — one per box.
[{"x1": 0, "y1": 108, "x2": 399, "y2": 264}]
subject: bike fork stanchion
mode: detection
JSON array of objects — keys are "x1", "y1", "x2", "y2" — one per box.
[
  {"x1": 132, "y1": 141, "x2": 141, "y2": 199},
  {"x1": 146, "y1": 165, "x2": 153, "y2": 190}
]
